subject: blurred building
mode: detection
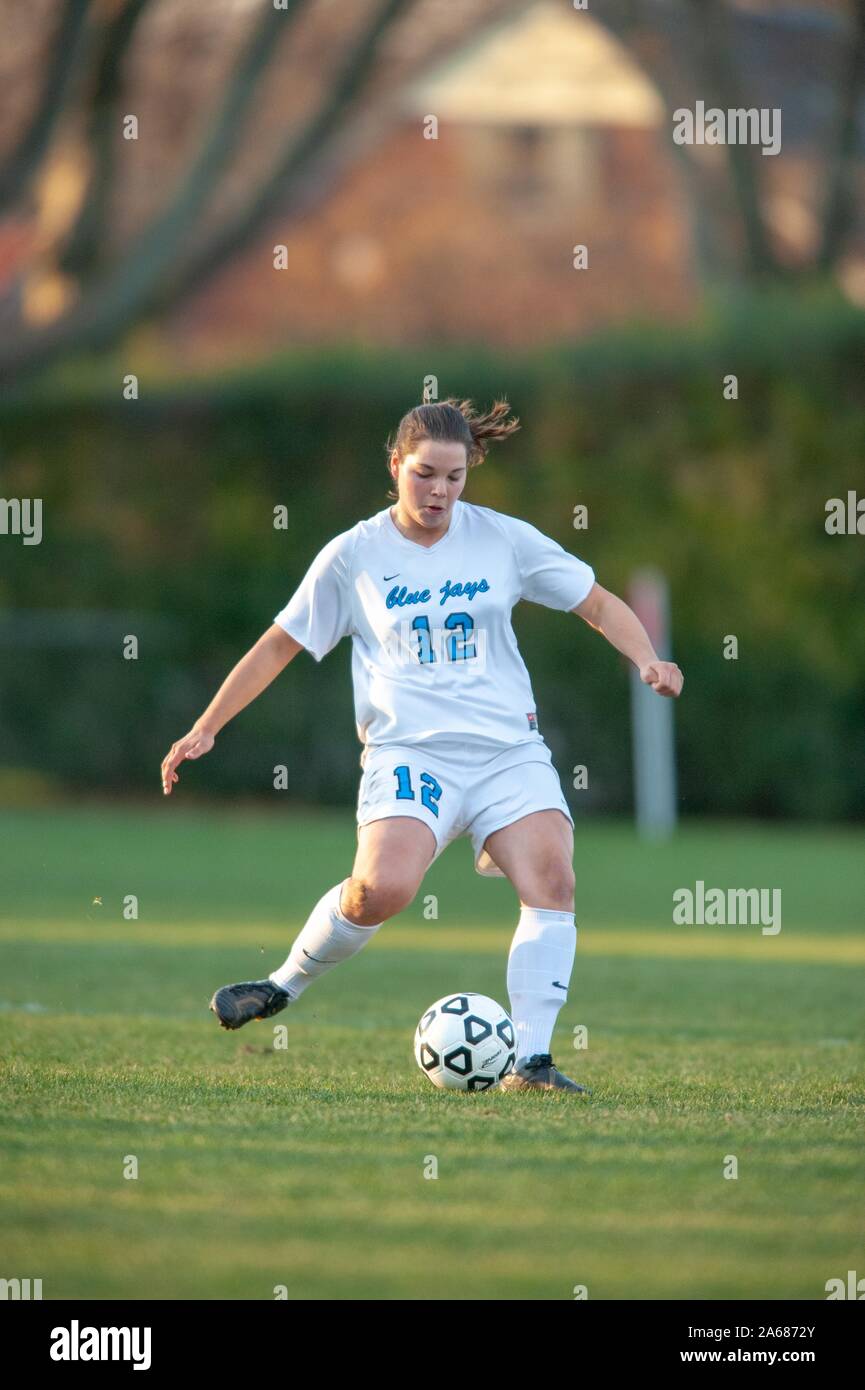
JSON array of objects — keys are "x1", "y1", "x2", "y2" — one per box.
[
  {"x1": 167, "y1": 2, "x2": 695, "y2": 362},
  {"x1": 2, "y1": 0, "x2": 862, "y2": 368}
]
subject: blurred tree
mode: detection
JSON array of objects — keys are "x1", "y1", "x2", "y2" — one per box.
[
  {"x1": 0, "y1": 0, "x2": 93, "y2": 212},
  {"x1": 0, "y1": 0, "x2": 532, "y2": 388},
  {"x1": 594, "y1": 0, "x2": 865, "y2": 286},
  {"x1": 0, "y1": 0, "x2": 862, "y2": 388},
  {"x1": 817, "y1": 0, "x2": 865, "y2": 268},
  {"x1": 0, "y1": 0, "x2": 416, "y2": 383}
]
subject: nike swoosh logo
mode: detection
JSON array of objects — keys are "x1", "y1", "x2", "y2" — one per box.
[
  {"x1": 303, "y1": 948, "x2": 338, "y2": 965},
  {"x1": 552, "y1": 981, "x2": 568, "y2": 991},
  {"x1": 383, "y1": 573, "x2": 399, "y2": 581}
]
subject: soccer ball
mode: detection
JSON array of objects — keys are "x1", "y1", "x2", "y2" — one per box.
[{"x1": 414, "y1": 993, "x2": 516, "y2": 1091}]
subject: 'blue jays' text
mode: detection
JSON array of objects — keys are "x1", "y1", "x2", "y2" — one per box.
[{"x1": 386, "y1": 578, "x2": 491, "y2": 609}]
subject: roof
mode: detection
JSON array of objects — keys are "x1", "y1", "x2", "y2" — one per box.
[{"x1": 404, "y1": 0, "x2": 664, "y2": 128}]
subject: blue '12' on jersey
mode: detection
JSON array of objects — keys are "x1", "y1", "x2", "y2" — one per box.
[
  {"x1": 411, "y1": 612, "x2": 475, "y2": 663},
  {"x1": 393, "y1": 765, "x2": 443, "y2": 817}
]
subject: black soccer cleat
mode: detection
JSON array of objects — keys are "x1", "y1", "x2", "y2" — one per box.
[
  {"x1": 209, "y1": 979, "x2": 291, "y2": 1030},
  {"x1": 498, "y1": 1053, "x2": 591, "y2": 1094}
]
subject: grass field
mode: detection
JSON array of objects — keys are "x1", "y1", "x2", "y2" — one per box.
[{"x1": 1, "y1": 804, "x2": 863, "y2": 1300}]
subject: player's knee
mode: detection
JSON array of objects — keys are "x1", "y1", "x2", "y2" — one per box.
[
  {"x1": 529, "y1": 860, "x2": 575, "y2": 910},
  {"x1": 551, "y1": 861, "x2": 576, "y2": 908},
  {"x1": 341, "y1": 873, "x2": 416, "y2": 925}
]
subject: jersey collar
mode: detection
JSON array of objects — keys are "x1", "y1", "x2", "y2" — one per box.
[{"x1": 383, "y1": 500, "x2": 464, "y2": 553}]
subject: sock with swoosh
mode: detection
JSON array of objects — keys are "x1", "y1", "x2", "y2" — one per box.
[
  {"x1": 506, "y1": 907, "x2": 576, "y2": 1060},
  {"x1": 269, "y1": 880, "x2": 381, "y2": 999}
]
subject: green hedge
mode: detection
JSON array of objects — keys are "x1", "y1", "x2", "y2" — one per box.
[{"x1": 1, "y1": 287, "x2": 863, "y2": 819}]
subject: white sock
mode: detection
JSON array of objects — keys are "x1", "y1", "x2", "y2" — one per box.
[
  {"x1": 269, "y1": 880, "x2": 381, "y2": 999},
  {"x1": 506, "y1": 906, "x2": 576, "y2": 1060}
]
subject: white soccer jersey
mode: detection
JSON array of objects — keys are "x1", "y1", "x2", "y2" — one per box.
[{"x1": 273, "y1": 501, "x2": 595, "y2": 758}]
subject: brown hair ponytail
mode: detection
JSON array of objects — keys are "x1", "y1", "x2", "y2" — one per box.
[{"x1": 385, "y1": 397, "x2": 520, "y2": 499}]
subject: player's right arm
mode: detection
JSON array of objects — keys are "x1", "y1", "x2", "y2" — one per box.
[{"x1": 161, "y1": 624, "x2": 303, "y2": 795}]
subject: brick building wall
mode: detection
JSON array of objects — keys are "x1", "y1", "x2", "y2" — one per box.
[{"x1": 167, "y1": 119, "x2": 696, "y2": 364}]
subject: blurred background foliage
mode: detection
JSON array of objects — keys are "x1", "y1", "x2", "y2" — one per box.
[{"x1": 1, "y1": 285, "x2": 863, "y2": 820}]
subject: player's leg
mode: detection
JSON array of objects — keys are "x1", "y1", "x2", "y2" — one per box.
[
  {"x1": 480, "y1": 809, "x2": 586, "y2": 1093},
  {"x1": 209, "y1": 816, "x2": 435, "y2": 1029},
  {"x1": 481, "y1": 807, "x2": 575, "y2": 910},
  {"x1": 340, "y1": 813, "x2": 437, "y2": 924}
]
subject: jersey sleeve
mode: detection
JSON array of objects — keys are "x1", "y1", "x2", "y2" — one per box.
[
  {"x1": 504, "y1": 515, "x2": 595, "y2": 610},
  {"x1": 273, "y1": 530, "x2": 354, "y2": 662}
]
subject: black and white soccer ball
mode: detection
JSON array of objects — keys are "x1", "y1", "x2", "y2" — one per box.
[{"x1": 414, "y1": 993, "x2": 516, "y2": 1091}]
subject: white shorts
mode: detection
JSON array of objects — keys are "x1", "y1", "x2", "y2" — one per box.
[{"x1": 356, "y1": 738, "x2": 574, "y2": 877}]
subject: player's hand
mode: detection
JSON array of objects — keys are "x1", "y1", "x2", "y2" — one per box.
[
  {"x1": 639, "y1": 661, "x2": 683, "y2": 697},
  {"x1": 161, "y1": 728, "x2": 215, "y2": 795}
]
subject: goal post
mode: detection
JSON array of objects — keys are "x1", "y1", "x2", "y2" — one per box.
[{"x1": 627, "y1": 568, "x2": 678, "y2": 839}]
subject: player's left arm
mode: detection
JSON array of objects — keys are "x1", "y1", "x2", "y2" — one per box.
[{"x1": 572, "y1": 583, "x2": 683, "y2": 697}]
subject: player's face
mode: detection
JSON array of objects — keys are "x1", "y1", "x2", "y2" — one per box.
[{"x1": 391, "y1": 440, "x2": 467, "y2": 533}]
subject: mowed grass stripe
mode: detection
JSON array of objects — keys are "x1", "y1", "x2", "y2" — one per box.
[{"x1": 2, "y1": 918, "x2": 864, "y2": 964}]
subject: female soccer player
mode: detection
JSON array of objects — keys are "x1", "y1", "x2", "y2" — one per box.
[{"x1": 161, "y1": 399, "x2": 683, "y2": 1092}]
